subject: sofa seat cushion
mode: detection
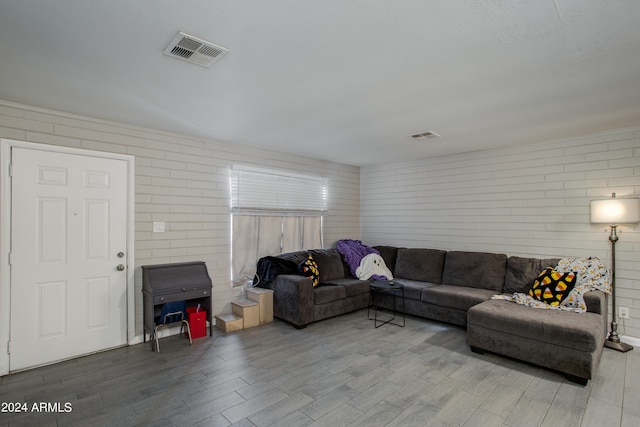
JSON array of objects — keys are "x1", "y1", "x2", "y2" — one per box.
[
  {"x1": 468, "y1": 299, "x2": 604, "y2": 352},
  {"x1": 314, "y1": 285, "x2": 347, "y2": 305},
  {"x1": 395, "y1": 248, "x2": 446, "y2": 283},
  {"x1": 421, "y1": 285, "x2": 496, "y2": 311},
  {"x1": 392, "y1": 279, "x2": 437, "y2": 300},
  {"x1": 323, "y1": 278, "x2": 370, "y2": 297}
]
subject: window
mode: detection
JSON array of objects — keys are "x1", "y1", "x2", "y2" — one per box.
[{"x1": 230, "y1": 165, "x2": 328, "y2": 285}]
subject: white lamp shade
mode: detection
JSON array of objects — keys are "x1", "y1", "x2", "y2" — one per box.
[{"x1": 590, "y1": 197, "x2": 640, "y2": 224}]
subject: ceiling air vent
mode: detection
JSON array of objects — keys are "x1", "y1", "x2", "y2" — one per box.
[
  {"x1": 410, "y1": 131, "x2": 441, "y2": 140},
  {"x1": 163, "y1": 32, "x2": 229, "y2": 68}
]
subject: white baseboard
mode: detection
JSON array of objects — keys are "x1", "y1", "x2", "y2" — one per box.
[{"x1": 620, "y1": 335, "x2": 640, "y2": 348}]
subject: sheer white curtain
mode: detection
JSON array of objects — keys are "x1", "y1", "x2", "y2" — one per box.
[
  {"x1": 302, "y1": 216, "x2": 322, "y2": 249},
  {"x1": 232, "y1": 215, "x2": 324, "y2": 285},
  {"x1": 232, "y1": 215, "x2": 259, "y2": 285},
  {"x1": 281, "y1": 216, "x2": 302, "y2": 253},
  {"x1": 230, "y1": 165, "x2": 328, "y2": 286}
]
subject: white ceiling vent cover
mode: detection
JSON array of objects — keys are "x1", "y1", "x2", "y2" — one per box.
[{"x1": 163, "y1": 32, "x2": 229, "y2": 68}]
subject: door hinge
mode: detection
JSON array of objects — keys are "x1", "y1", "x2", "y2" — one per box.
[
  {"x1": 8, "y1": 252, "x2": 12, "y2": 265},
  {"x1": 8, "y1": 163, "x2": 13, "y2": 177},
  {"x1": 7, "y1": 340, "x2": 11, "y2": 355}
]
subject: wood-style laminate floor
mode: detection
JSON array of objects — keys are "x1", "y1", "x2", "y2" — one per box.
[{"x1": 1, "y1": 310, "x2": 638, "y2": 427}]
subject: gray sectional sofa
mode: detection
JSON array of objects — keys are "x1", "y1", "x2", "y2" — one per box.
[{"x1": 255, "y1": 246, "x2": 607, "y2": 384}]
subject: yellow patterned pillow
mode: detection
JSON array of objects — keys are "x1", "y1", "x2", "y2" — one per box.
[
  {"x1": 528, "y1": 268, "x2": 577, "y2": 306},
  {"x1": 298, "y1": 255, "x2": 320, "y2": 287}
]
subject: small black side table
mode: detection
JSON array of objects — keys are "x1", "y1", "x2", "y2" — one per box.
[{"x1": 368, "y1": 280, "x2": 405, "y2": 328}]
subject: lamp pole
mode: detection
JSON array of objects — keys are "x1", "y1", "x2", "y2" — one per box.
[
  {"x1": 590, "y1": 193, "x2": 639, "y2": 352},
  {"x1": 604, "y1": 224, "x2": 633, "y2": 352}
]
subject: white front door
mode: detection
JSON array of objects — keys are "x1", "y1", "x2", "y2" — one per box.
[{"x1": 9, "y1": 147, "x2": 128, "y2": 371}]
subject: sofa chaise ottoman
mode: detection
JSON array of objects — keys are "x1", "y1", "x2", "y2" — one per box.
[{"x1": 467, "y1": 290, "x2": 607, "y2": 385}]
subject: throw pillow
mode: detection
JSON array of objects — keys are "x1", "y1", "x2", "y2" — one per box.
[
  {"x1": 528, "y1": 268, "x2": 577, "y2": 306},
  {"x1": 298, "y1": 255, "x2": 320, "y2": 287}
]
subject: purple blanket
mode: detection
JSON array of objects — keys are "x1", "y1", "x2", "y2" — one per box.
[{"x1": 336, "y1": 239, "x2": 387, "y2": 280}]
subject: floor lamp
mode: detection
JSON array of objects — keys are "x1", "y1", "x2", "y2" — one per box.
[{"x1": 590, "y1": 193, "x2": 639, "y2": 353}]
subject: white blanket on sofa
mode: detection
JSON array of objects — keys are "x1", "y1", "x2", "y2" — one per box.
[
  {"x1": 492, "y1": 257, "x2": 611, "y2": 313},
  {"x1": 355, "y1": 253, "x2": 394, "y2": 281}
]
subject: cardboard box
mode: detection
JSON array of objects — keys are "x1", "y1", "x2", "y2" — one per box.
[{"x1": 247, "y1": 288, "x2": 274, "y2": 324}]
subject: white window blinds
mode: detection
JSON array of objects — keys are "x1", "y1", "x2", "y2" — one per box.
[{"x1": 230, "y1": 165, "x2": 328, "y2": 214}]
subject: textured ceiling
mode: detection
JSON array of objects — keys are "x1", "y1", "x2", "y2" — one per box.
[{"x1": 1, "y1": 0, "x2": 639, "y2": 166}]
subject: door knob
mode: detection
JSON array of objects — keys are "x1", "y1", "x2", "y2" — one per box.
[{"x1": 116, "y1": 264, "x2": 125, "y2": 271}]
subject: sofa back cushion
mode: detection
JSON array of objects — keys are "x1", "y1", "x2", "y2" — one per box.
[
  {"x1": 278, "y1": 250, "x2": 310, "y2": 266},
  {"x1": 442, "y1": 251, "x2": 507, "y2": 291},
  {"x1": 504, "y1": 256, "x2": 560, "y2": 294},
  {"x1": 394, "y1": 248, "x2": 446, "y2": 283},
  {"x1": 309, "y1": 249, "x2": 347, "y2": 282},
  {"x1": 374, "y1": 246, "x2": 399, "y2": 273}
]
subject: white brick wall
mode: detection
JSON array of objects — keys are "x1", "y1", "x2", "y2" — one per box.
[
  {"x1": 0, "y1": 100, "x2": 360, "y2": 337},
  {"x1": 362, "y1": 129, "x2": 640, "y2": 339},
  {"x1": 5, "y1": 98, "x2": 639, "y2": 341}
]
